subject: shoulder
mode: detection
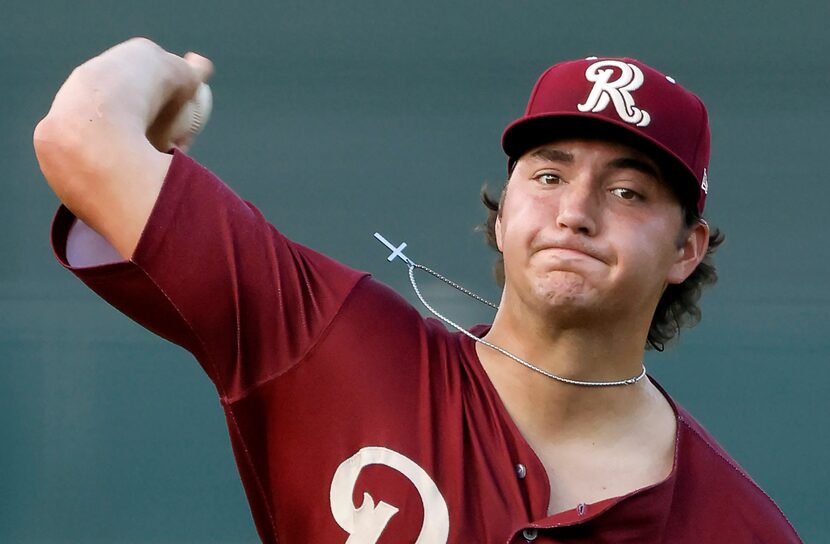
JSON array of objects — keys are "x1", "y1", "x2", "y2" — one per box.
[
  {"x1": 340, "y1": 276, "x2": 465, "y2": 340},
  {"x1": 321, "y1": 275, "x2": 464, "y2": 369},
  {"x1": 671, "y1": 402, "x2": 802, "y2": 542}
]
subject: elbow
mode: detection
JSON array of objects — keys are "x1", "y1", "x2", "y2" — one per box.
[
  {"x1": 33, "y1": 115, "x2": 96, "y2": 209},
  {"x1": 34, "y1": 115, "x2": 81, "y2": 180}
]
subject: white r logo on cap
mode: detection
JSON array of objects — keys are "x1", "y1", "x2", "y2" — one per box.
[{"x1": 578, "y1": 60, "x2": 651, "y2": 127}]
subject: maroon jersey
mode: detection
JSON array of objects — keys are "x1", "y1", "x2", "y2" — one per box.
[{"x1": 50, "y1": 150, "x2": 801, "y2": 543}]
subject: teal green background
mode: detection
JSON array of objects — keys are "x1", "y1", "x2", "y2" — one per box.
[{"x1": 2, "y1": 1, "x2": 827, "y2": 541}]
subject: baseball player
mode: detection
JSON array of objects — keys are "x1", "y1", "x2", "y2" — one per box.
[{"x1": 34, "y1": 38, "x2": 801, "y2": 543}]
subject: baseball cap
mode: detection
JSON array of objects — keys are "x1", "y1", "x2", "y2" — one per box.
[{"x1": 502, "y1": 57, "x2": 710, "y2": 216}]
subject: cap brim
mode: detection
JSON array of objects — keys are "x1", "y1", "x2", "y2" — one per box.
[{"x1": 502, "y1": 113, "x2": 701, "y2": 212}]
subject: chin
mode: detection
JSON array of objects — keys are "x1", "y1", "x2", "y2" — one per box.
[{"x1": 530, "y1": 272, "x2": 602, "y2": 314}]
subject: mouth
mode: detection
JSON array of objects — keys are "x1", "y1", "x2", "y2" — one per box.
[{"x1": 537, "y1": 244, "x2": 607, "y2": 264}]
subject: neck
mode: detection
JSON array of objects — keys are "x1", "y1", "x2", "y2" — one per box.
[{"x1": 477, "y1": 291, "x2": 660, "y2": 443}]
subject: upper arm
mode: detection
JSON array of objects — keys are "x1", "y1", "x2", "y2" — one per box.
[
  {"x1": 50, "y1": 151, "x2": 370, "y2": 399},
  {"x1": 34, "y1": 114, "x2": 171, "y2": 261}
]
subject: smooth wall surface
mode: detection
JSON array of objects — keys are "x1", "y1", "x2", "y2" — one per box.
[{"x1": 2, "y1": 1, "x2": 827, "y2": 541}]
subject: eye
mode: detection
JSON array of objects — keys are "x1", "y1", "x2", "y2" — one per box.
[
  {"x1": 610, "y1": 187, "x2": 642, "y2": 201},
  {"x1": 534, "y1": 173, "x2": 562, "y2": 185}
]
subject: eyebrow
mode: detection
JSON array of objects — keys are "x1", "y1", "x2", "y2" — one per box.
[
  {"x1": 607, "y1": 157, "x2": 661, "y2": 181},
  {"x1": 529, "y1": 148, "x2": 574, "y2": 163}
]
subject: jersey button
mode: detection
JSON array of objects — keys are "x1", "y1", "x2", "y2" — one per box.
[
  {"x1": 522, "y1": 528, "x2": 538, "y2": 541},
  {"x1": 515, "y1": 463, "x2": 527, "y2": 479}
]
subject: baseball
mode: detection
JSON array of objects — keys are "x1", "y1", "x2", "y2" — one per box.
[{"x1": 167, "y1": 82, "x2": 212, "y2": 150}]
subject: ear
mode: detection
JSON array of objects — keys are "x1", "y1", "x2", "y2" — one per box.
[
  {"x1": 495, "y1": 214, "x2": 504, "y2": 253},
  {"x1": 666, "y1": 220, "x2": 710, "y2": 284}
]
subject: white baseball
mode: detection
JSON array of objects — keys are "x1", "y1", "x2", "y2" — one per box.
[{"x1": 167, "y1": 82, "x2": 212, "y2": 149}]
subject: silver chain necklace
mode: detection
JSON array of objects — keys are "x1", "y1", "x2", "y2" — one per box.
[{"x1": 374, "y1": 232, "x2": 646, "y2": 387}]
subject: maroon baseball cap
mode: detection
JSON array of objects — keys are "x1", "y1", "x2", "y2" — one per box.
[{"x1": 502, "y1": 57, "x2": 710, "y2": 215}]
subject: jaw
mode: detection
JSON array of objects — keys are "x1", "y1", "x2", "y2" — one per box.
[
  {"x1": 504, "y1": 262, "x2": 663, "y2": 334},
  {"x1": 501, "y1": 269, "x2": 605, "y2": 328}
]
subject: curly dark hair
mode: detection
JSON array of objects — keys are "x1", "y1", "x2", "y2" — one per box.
[{"x1": 478, "y1": 163, "x2": 725, "y2": 351}]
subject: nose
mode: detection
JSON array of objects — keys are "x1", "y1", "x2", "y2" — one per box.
[{"x1": 555, "y1": 182, "x2": 598, "y2": 236}]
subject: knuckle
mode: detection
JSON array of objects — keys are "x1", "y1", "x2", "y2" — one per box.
[
  {"x1": 165, "y1": 51, "x2": 198, "y2": 84},
  {"x1": 122, "y1": 37, "x2": 165, "y2": 59},
  {"x1": 128, "y1": 36, "x2": 158, "y2": 49}
]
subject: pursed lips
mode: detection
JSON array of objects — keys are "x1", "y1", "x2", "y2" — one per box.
[{"x1": 536, "y1": 243, "x2": 607, "y2": 264}]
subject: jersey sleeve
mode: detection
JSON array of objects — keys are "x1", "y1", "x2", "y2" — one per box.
[{"x1": 49, "y1": 150, "x2": 369, "y2": 401}]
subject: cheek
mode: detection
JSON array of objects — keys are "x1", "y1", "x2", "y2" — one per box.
[
  {"x1": 613, "y1": 225, "x2": 680, "y2": 284},
  {"x1": 498, "y1": 223, "x2": 536, "y2": 284},
  {"x1": 502, "y1": 191, "x2": 551, "y2": 235},
  {"x1": 499, "y1": 209, "x2": 543, "y2": 265}
]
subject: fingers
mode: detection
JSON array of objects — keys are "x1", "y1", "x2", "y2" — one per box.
[
  {"x1": 146, "y1": 47, "x2": 214, "y2": 151},
  {"x1": 37, "y1": 37, "x2": 217, "y2": 158},
  {"x1": 170, "y1": 133, "x2": 193, "y2": 154},
  {"x1": 161, "y1": 50, "x2": 214, "y2": 113},
  {"x1": 166, "y1": 52, "x2": 213, "y2": 152},
  {"x1": 183, "y1": 52, "x2": 214, "y2": 83}
]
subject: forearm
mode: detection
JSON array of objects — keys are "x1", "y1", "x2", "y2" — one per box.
[
  {"x1": 33, "y1": 38, "x2": 212, "y2": 260},
  {"x1": 34, "y1": 112, "x2": 169, "y2": 260}
]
